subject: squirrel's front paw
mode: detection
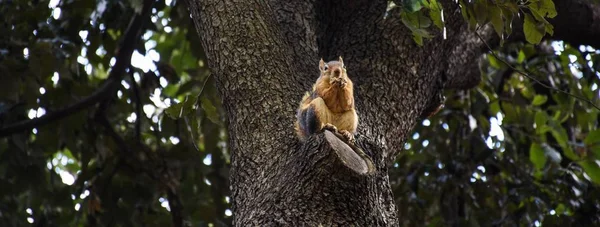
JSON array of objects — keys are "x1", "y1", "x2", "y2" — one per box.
[
  {"x1": 340, "y1": 130, "x2": 355, "y2": 144},
  {"x1": 331, "y1": 78, "x2": 346, "y2": 87},
  {"x1": 322, "y1": 123, "x2": 338, "y2": 133}
]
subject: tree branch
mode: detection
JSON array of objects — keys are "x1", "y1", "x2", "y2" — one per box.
[
  {"x1": 268, "y1": 0, "x2": 319, "y2": 88},
  {"x1": 239, "y1": 131, "x2": 395, "y2": 225},
  {"x1": 96, "y1": 105, "x2": 186, "y2": 227},
  {"x1": 166, "y1": 189, "x2": 184, "y2": 227},
  {"x1": 128, "y1": 68, "x2": 142, "y2": 141},
  {"x1": 0, "y1": 0, "x2": 155, "y2": 138},
  {"x1": 323, "y1": 130, "x2": 375, "y2": 174}
]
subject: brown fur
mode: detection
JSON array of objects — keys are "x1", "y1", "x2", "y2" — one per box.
[{"x1": 295, "y1": 57, "x2": 358, "y2": 141}]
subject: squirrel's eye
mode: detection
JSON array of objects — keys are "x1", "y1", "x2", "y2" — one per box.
[{"x1": 324, "y1": 65, "x2": 329, "y2": 71}]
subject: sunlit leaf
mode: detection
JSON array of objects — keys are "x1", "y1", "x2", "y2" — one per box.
[
  {"x1": 529, "y1": 0, "x2": 557, "y2": 18},
  {"x1": 579, "y1": 160, "x2": 600, "y2": 185},
  {"x1": 402, "y1": 0, "x2": 426, "y2": 12},
  {"x1": 523, "y1": 13, "x2": 544, "y2": 44},
  {"x1": 530, "y1": 143, "x2": 547, "y2": 170},
  {"x1": 517, "y1": 50, "x2": 526, "y2": 64},
  {"x1": 487, "y1": 54, "x2": 502, "y2": 69},
  {"x1": 428, "y1": 0, "x2": 444, "y2": 29},
  {"x1": 532, "y1": 95, "x2": 548, "y2": 106},
  {"x1": 534, "y1": 111, "x2": 548, "y2": 134}
]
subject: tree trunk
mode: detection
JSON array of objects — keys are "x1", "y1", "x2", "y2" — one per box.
[{"x1": 185, "y1": 0, "x2": 600, "y2": 225}]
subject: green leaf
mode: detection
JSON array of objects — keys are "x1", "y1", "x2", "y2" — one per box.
[
  {"x1": 552, "y1": 108, "x2": 570, "y2": 123},
  {"x1": 530, "y1": 0, "x2": 557, "y2": 18},
  {"x1": 413, "y1": 34, "x2": 424, "y2": 46},
  {"x1": 459, "y1": 1, "x2": 471, "y2": 23},
  {"x1": 403, "y1": 0, "x2": 426, "y2": 12},
  {"x1": 549, "y1": 120, "x2": 578, "y2": 160},
  {"x1": 428, "y1": 0, "x2": 444, "y2": 29},
  {"x1": 584, "y1": 130, "x2": 600, "y2": 146},
  {"x1": 501, "y1": 102, "x2": 518, "y2": 124},
  {"x1": 555, "y1": 204, "x2": 566, "y2": 214},
  {"x1": 530, "y1": 143, "x2": 547, "y2": 170},
  {"x1": 455, "y1": 0, "x2": 476, "y2": 30},
  {"x1": 184, "y1": 111, "x2": 201, "y2": 151},
  {"x1": 516, "y1": 50, "x2": 526, "y2": 63},
  {"x1": 499, "y1": 1, "x2": 519, "y2": 13},
  {"x1": 165, "y1": 95, "x2": 198, "y2": 119},
  {"x1": 401, "y1": 10, "x2": 433, "y2": 46},
  {"x1": 488, "y1": 54, "x2": 502, "y2": 69},
  {"x1": 532, "y1": 95, "x2": 548, "y2": 106},
  {"x1": 544, "y1": 23, "x2": 554, "y2": 36},
  {"x1": 534, "y1": 111, "x2": 547, "y2": 134},
  {"x1": 579, "y1": 160, "x2": 600, "y2": 185},
  {"x1": 528, "y1": 6, "x2": 555, "y2": 36},
  {"x1": 473, "y1": 0, "x2": 488, "y2": 25},
  {"x1": 402, "y1": 10, "x2": 432, "y2": 28},
  {"x1": 477, "y1": 115, "x2": 491, "y2": 133},
  {"x1": 523, "y1": 13, "x2": 544, "y2": 44},
  {"x1": 502, "y1": 8, "x2": 514, "y2": 36},
  {"x1": 200, "y1": 97, "x2": 220, "y2": 124},
  {"x1": 585, "y1": 130, "x2": 600, "y2": 157},
  {"x1": 489, "y1": 6, "x2": 504, "y2": 38},
  {"x1": 165, "y1": 102, "x2": 185, "y2": 119},
  {"x1": 490, "y1": 100, "x2": 501, "y2": 114}
]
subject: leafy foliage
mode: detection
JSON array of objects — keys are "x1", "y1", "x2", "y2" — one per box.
[
  {"x1": 1, "y1": 0, "x2": 600, "y2": 226},
  {"x1": 0, "y1": 0, "x2": 229, "y2": 226},
  {"x1": 394, "y1": 0, "x2": 557, "y2": 45},
  {"x1": 394, "y1": 41, "x2": 600, "y2": 225}
]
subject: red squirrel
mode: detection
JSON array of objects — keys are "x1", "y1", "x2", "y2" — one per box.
[{"x1": 294, "y1": 56, "x2": 358, "y2": 144}]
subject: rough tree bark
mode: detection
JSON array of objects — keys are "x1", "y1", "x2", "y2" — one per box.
[{"x1": 184, "y1": 0, "x2": 600, "y2": 225}]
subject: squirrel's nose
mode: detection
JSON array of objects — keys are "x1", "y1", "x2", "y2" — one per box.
[{"x1": 333, "y1": 68, "x2": 341, "y2": 77}]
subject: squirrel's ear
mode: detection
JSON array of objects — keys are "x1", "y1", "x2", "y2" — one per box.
[
  {"x1": 338, "y1": 56, "x2": 344, "y2": 64},
  {"x1": 319, "y1": 58, "x2": 325, "y2": 71}
]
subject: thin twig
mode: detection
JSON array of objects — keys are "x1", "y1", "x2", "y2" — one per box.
[
  {"x1": 474, "y1": 31, "x2": 600, "y2": 111},
  {"x1": 187, "y1": 73, "x2": 214, "y2": 152},
  {"x1": 167, "y1": 187, "x2": 185, "y2": 227},
  {"x1": 195, "y1": 73, "x2": 213, "y2": 108},
  {"x1": 184, "y1": 116, "x2": 201, "y2": 152}
]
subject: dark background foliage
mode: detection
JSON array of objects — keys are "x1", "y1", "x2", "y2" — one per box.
[{"x1": 1, "y1": 0, "x2": 599, "y2": 226}]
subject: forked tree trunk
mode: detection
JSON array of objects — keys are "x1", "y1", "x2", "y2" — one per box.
[
  {"x1": 184, "y1": 0, "x2": 480, "y2": 225},
  {"x1": 185, "y1": 0, "x2": 600, "y2": 225}
]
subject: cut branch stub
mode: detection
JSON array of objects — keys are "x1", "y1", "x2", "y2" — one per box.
[
  {"x1": 243, "y1": 132, "x2": 394, "y2": 225},
  {"x1": 322, "y1": 130, "x2": 375, "y2": 175}
]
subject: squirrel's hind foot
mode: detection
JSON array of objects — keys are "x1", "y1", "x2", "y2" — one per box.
[
  {"x1": 322, "y1": 123, "x2": 338, "y2": 133},
  {"x1": 339, "y1": 130, "x2": 355, "y2": 145}
]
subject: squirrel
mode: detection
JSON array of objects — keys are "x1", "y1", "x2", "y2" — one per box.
[{"x1": 294, "y1": 56, "x2": 358, "y2": 144}]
